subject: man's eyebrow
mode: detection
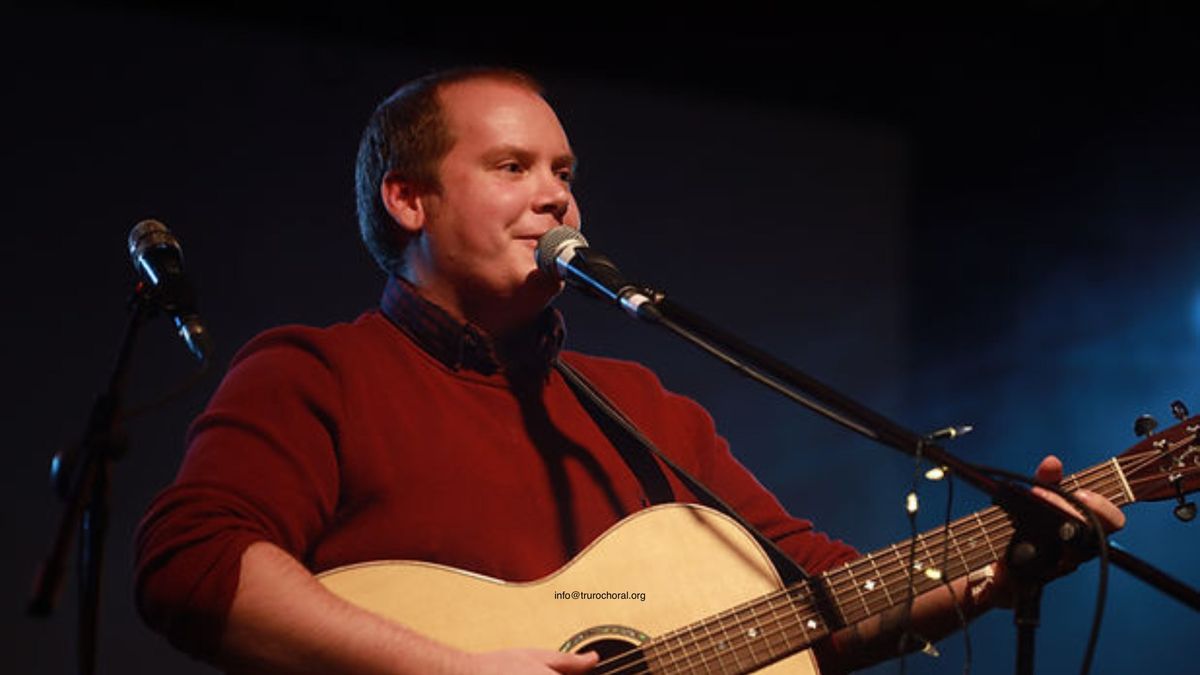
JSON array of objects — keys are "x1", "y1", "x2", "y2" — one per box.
[{"x1": 483, "y1": 145, "x2": 577, "y2": 169}]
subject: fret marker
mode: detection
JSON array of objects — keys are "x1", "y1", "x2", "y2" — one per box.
[
  {"x1": 924, "y1": 568, "x2": 943, "y2": 581},
  {"x1": 747, "y1": 627, "x2": 759, "y2": 638},
  {"x1": 913, "y1": 561, "x2": 925, "y2": 571},
  {"x1": 717, "y1": 641, "x2": 728, "y2": 651},
  {"x1": 806, "y1": 619, "x2": 818, "y2": 630},
  {"x1": 864, "y1": 579, "x2": 877, "y2": 591}
]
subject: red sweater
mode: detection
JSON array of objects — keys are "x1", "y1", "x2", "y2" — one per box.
[{"x1": 135, "y1": 282, "x2": 857, "y2": 658}]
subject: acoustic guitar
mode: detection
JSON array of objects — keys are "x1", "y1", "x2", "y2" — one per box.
[{"x1": 319, "y1": 414, "x2": 1200, "y2": 674}]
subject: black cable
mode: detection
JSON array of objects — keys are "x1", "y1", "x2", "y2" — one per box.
[
  {"x1": 117, "y1": 358, "x2": 212, "y2": 422},
  {"x1": 937, "y1": 472, "x2": 973, "y2": 675},
  {"x1": 897, "y1": 442, "x2": 926, "y2": 675},
  {"x1": 900, "y1": 456, "x2": 974, "y2": 675}
]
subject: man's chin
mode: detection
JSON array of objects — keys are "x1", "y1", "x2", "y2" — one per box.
[{"x1": 520, "y1": 269, "x2": 565, "y2": 303}]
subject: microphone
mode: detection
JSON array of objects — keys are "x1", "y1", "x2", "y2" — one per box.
[
  {"x1": 535, "y1": 226, "x2": 658, "y2": 320},
  {"x1": 127, "y1": 219, "x2": 213, "y2": 363}
]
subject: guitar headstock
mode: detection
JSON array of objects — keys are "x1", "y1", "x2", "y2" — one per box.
[{"x1": 1117, "y1": 403, "x2": 1200, "y2": 520}]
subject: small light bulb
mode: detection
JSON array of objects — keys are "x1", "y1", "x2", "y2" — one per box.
[
  {"x1": 924, "y1": 466, "x2": 947, "y2": 481},
  {"x1": 905, "y1": 492, "x2": 919, "y2": 514}
]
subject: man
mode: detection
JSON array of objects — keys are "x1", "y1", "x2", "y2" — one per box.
[{"x1": 136, "y1": 67, "x2": 1124, "y2": 674}]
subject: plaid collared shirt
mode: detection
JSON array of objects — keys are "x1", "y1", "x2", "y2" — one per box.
[{"x1": 379, "y1": 275, "x2": 565, "y2": 377}]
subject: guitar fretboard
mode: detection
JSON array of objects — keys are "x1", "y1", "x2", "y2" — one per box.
[
  {"x1": 824, "y1": 456, "x2": 1134, "y2": 628},
  {"x1": 596, "y1": 453, "x2": 1148, "y2": 675}
]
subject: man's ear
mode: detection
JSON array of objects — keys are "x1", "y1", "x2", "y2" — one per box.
[{"x1": 380, "y1": 171, "x2": 428, "y2": 235}]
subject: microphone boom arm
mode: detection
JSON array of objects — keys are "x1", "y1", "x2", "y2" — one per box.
[{"x1": 615, "y1": 287, "x2": 1200, "y2": 613}]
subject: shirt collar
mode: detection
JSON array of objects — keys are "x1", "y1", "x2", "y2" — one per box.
[{"x1": 379, "y1": 275, "x2": 565, "y2": 377}]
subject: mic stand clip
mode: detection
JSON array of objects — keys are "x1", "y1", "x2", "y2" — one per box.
[{"x1": 994, "y1": 482, "x2": 1095, "y2": 675}]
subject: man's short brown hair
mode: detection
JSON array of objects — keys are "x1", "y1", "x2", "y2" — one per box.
[{"x1": 354, "y1": 67, "x2": 543, "y2": 275}]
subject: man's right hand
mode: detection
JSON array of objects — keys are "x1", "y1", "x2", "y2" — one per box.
[
  {"x1": 468, "y1": 649, "x2": 598, "y2": 674},
  {"x1": 219, "y1": 542, "x2": 600, "y2": 675}
]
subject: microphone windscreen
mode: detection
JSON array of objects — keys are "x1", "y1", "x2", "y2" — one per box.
[
  {"x1": 128, "y1": 219, "x2": 180, "y2": 260},
  {"x1": 535, "y1": 226, "x2": 588, "y2": 274}
]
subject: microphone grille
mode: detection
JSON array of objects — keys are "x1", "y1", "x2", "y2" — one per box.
[
  {"x1": 128, "y1": 219, "x2": 180, "y2": 259},
  {"x1": 536, "y1": 226, "x2": 588, "y2": 273}
]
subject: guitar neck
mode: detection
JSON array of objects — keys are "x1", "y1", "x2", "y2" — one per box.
[
  {"x1": 621, "y1": 458, "x2": 1136, "y2": 675},
  {"x1": 820, "y1": 458, "x2": 1134, "y2": 628}
]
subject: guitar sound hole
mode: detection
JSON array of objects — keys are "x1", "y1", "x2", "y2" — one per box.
[{"x1": 573, "y1": 637, "x2": 639, "y2": 661}]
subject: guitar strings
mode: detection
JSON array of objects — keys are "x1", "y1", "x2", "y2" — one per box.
[
  {"x1": 598, "y1": 575, "x2": 836, "y2": 674},
  {"x1": 601, "y1": 506, "x2": 1072, "y2": 671}
]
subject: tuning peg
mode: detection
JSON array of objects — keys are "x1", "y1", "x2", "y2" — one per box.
[
  {"x1": 1174, "y1": 501, "x2": 1197, "y2": 522},
  {"x1": 1134, "y1": 414, "x2": 1159, "y2": 438},
  {"x1": 1171, "y1": 400, "x2": 1190, "y2": 421},
  {"x1": 1171, "y1": 478, "x2": 1196, "y2": 522}
]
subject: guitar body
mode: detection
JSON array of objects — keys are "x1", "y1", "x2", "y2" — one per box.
[{"x1": 319, "y1": 503, "x2": 820, "y2": 674}]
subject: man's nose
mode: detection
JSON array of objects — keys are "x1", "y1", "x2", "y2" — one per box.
[{"x1": 532, "y1": 171, "x2": 571, "y2": 221}]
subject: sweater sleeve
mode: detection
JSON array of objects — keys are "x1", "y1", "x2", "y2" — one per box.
[
  {"x1": 134, "y1": 326, "x2": 346, "y2": 659},
  {"x1": 565, "y1": 353, "x2": 859, "y2": 575},
  {"x1": 677, "y1": 399, "x2": 861, "y2": 574}
]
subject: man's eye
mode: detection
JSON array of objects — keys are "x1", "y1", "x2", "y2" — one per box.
[
  {"x1": 557, "y1": 169, "x2": 575, "y2": 183},
  {"x1": 500, "y1": 162, "x2": 523, "y2": 173}
]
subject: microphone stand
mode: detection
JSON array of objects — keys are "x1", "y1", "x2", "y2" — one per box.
[
  {"x1": 28, "y1": 281, "x2": 155, "y2": 675},
  {"x1": 619, "y1": 291, "x2": 1199, "y2": 674}
]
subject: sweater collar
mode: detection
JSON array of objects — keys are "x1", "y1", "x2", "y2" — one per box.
[{"x1": 379, "y1": 276, "x2": 564, "y2": 377}]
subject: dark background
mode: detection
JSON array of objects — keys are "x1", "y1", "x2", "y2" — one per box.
[{"x1": 3, "y1": 6, "x2": 1198, "y2": 674}]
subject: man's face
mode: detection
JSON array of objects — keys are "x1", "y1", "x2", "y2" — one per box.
[{"x1": 405, "y1": 78, "x2": 582, "y2": 331}]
